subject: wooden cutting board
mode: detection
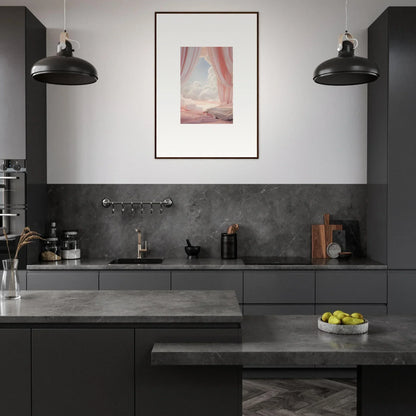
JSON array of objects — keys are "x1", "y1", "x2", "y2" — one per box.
[{"x1": 311, "y1": 214, "x2": 343, "y2": 258}]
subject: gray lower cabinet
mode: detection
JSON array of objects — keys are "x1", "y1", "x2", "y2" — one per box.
[
  {"x1": 171, "y1": 271, "x2": 243, "y2": 303},
  {"x1": 388, "y1": 271, "x2": 416, "y2": 314},
  {"x1": 32, "y1": 329, "x2": 134, "y2": 416},
  {"x1": 243, "y1": 271, "x2": 315, "y2": 314},
  {"x1": 316, "y1": 271, "x2": 387, "y2": 304},
  {"x1": 135, "y1": 327, "x2": 241, "y2": 416},
  {"x1": 244, "y1": 304, "x2": 315, "y2": 315},
  {"x1": 18, "y1": 270, "x2": 27, "y2": 290},
  {"x1": 100, "y1": 271, "x2": 170, "y2": 290},
  {"x1": 315, "y1": 304, "x2": 387, "y2": 316},
  {"x1": 0, "y1": 329, "x2": 31, "y2": 416},
  {"x1": 27, "y1": 271, "x2": 99, "y2": 290}
]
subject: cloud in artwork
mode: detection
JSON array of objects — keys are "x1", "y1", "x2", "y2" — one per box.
[{"x1": 182, "y1": 65, "x2": 219, "y2": 102}]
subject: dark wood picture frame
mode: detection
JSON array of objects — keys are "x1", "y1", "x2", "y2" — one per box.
[{"x1": 154, "y1": 11, "x2": 259, "y2": 159}]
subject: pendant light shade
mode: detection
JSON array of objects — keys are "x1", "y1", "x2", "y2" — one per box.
[
  {"x1": 31, "y1": 0, "x2": 98, "y2": 86},
  {"x1": 313, "y1": 0, "x2": 379, "y2": 86},
  {"x1": 313, "y1": 40, "x2": 379, "y2": 86},
  {"x1": 31, "y1": 40, "x2": 98, "y2": 85}
]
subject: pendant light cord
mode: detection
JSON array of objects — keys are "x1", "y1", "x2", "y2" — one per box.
[
  {"x1": 345, "y1": 0, "x2": 348, "y2": 32},
  {"x1": 63, "y1": 0, "x2": 67, "y2": 32}
]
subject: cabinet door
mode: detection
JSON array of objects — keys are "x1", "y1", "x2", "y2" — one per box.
[
  {"x1": 0, "y1": 329, "x2": 31, "y2": 416},
  {"x1": 32, "y1": 329, "x2": 134, "y2": 416},
  {"x1": 244, "y1": 271, "x2": 315, "y2": 304},
  {"x1": 316, "y1": 271, "x2": 387, "y2": 303},
  {"x1": 135, "y1": 328, "x2": 241, "y2": 416},
  {"x1": 244, "y1": 304, "x2": 314, "y2": 315},
  {"x1": 171, "y1": 271, "x2": 243, "y2": 302},
  {"x1": 27, "y1": 271, "x2": 99, "y2": 290},
  {"x1": 388, "y1": 271, "x2": 416, "y2": 314},
  {"x1": 0, "y1": 7, "x2": 26, "y2": 158},
  {"x1": 388, "y1": 9, "x2": 416, "y2": 269},
  {"x1": 100, "y1": 271, "x2": 170, "y2": 290}
]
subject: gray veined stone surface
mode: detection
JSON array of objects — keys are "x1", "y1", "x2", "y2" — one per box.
[
  {"x1": 151, "y1": 315, "x2": 416, "y2": 366},
  {"x1": 0, "y1": 290, "x2": 242, "y2": 324},
  {"x1": 27, "y1": 257, "x2": 386, "y2": 270},
  {"x1": 47, "y1": 184, "x2": 367, "y2": 260}
]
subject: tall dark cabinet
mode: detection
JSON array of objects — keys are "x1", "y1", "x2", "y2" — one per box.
[
  {"x1": 0, "y1": 7, "x2": 47, "y2": 266},
  {"x1": 368, "y1": 7, "x2": 416, "y2": 313}
]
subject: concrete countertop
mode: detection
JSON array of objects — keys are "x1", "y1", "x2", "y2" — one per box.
[
  {"x1": 27, "y1": 257, "x2": 387, "y2": 270},
  {"x1": 0, "y1": 290, "x2": 242, "y2": 324},
  {"x1": 151, "y1": 315, "x2": 416, "y2": 366}
]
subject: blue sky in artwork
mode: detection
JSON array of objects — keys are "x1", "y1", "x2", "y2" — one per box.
[{"x1": 187, "y1": 57, "x2": 210, "y2": 84}]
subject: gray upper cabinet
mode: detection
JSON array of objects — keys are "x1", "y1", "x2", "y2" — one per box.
[
  {"x1": 27, "y1": 271, "x2": 99, "y2": 290},
  {"x1": 244, "y1": 271, "x2": 315, "y2": 304},
  {"x1": 368, "y1": 8, "x2": 416, "y2": 269},
  {"x1": 171, "y1": 271, "x2": 243, "y2": 303},
  {"x1": 100, "y1": 271, "x2": 170, "y2": 290},
  {"x1": 316, "y1": 271, "x2": 387, "y2": 304},
  {"x1": 0, "y1": 7, "x2": 45, "y2": 159}
]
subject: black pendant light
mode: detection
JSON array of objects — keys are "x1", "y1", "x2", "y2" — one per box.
[
  {"x1": 31, "y1": 0, "x2": 97, "y2": 85},
  {"x1": 313, "y1": 0, "x2": 379, "y2": 86}
]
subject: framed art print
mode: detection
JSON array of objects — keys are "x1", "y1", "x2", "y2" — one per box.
[{"x1": 155, "y1": 12, "x2": 259, "y2": 159}]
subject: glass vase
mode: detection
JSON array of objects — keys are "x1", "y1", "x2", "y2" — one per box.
[{"x1": 1, "y1": 259, "x2": 20, "y2": 300}]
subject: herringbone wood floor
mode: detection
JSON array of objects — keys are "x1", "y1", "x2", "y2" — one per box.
[{"x1": 243, "y1": 378, "x2": 356, "y2": 416}]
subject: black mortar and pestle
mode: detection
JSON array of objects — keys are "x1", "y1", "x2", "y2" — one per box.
[{"x1": 185, "y1": 239, "x2": 200, "y2": 259}]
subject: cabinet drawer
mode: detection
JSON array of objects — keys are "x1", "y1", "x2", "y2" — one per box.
[
  {"x1": 17, "y1": 271, "x2": 26, "y2": 290},
  {"x1": 171, "y1": 271, "x2": 243, "y2": 302},
  {"x1": 316, "y1": 304, "x2": 387, "y2": 316},
  {"x1": 316, "y1": 271, "x2": 387, "y2": 303},
  {"x1": 244, "y1": 271, "x2": 315, "y2": 304},
  {"x1": 27, "y1": 271, "x2": 99, "y2": 290},
  {"x1": 99, "y1": 271, "x2": 170, "y2": 290},
  {"x1": 244, "y1": 304, "x2": 314, "y2": 315},
  {"x1": 388, "y1": 271, "x2": 416, "y2": 314}
]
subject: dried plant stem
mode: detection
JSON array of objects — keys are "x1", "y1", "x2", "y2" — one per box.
[
  {"x1": 14, "y1": 227, "x2": 43, "y2": 260},
  {"x1": 2, "y1": 227, "x2": 12, "y2": 262}
]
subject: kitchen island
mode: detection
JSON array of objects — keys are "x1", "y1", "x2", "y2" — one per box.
[
  {"x1": 153, "y1": 315, "x2": 416, "y2": 416},
  {"x1": 0, "y1": 290, "x2": 242, "y2": 416}
]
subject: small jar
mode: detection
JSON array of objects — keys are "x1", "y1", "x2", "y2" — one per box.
[
  {"x1": 61, "y1": 231, "x2": 81, "y2": 260},
  {"x1": 40, "y1": 237, "x2": 61, "y2": 261}
]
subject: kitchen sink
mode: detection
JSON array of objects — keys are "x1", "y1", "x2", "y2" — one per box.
[{"x1": 109, "y1": 258, "x2": 164, "y2": 264}]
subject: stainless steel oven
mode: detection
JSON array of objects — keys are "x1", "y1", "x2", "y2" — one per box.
[{"x1": 0, "y1": 160, "x2": 26, "y2": 265}]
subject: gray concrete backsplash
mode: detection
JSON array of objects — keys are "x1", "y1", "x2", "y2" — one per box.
[{"x1": 47, "y1": 185, "x2": 367, "y2": 260}]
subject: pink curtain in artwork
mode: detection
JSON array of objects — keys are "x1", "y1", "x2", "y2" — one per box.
[
  {"x1": 207, "y1": 47, "x2": 233, "y2": 104},
  {"x1": 181, "y1": 47, "x2": 201, "y2": 83}
]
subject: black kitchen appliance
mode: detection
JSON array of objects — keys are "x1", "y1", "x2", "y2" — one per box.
[{"x1": 0, "y1": 7, "x2": 47, "y2": 269}]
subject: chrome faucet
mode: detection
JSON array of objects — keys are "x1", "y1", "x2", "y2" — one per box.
[{"x1": 135, "y1": 228, "x2": 148, "y2": 259}]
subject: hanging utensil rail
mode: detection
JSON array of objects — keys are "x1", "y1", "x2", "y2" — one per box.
[{"x1": 101, "y1": 197, "x2": 173, "y2": 214}]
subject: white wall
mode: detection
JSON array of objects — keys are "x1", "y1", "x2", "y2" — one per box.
[{"x1": 2, "y1": 0, "x2": 415, "y2": 184}]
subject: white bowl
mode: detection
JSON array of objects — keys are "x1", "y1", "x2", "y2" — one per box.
[{"x1": 318, "y1": 318, "x2": 369, "y2": 335}]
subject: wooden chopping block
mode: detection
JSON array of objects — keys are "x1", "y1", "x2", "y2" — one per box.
[{"x1": 311, "y1": 214, "x2": 343, "y2": 258}]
